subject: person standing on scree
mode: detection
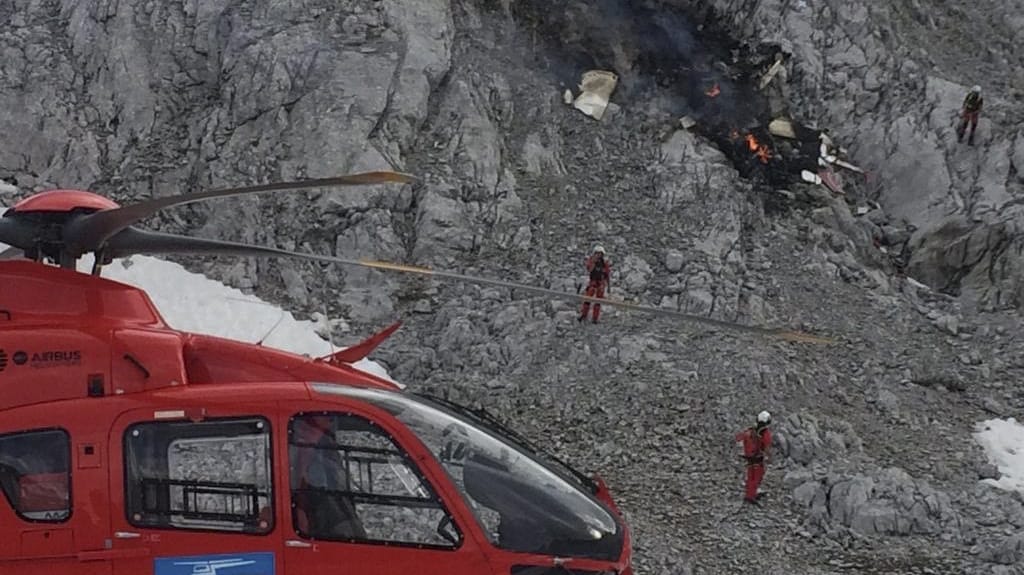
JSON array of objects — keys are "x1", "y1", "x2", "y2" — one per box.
[
  {"x1": 578, "y1": 245, "x2": 611, "y2": 324},
  {"x1": 736, "y1": 410, "x2": 772, "y2": 505}
]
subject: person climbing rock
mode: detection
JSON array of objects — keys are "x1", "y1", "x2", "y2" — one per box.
[
  {"x1": 578, "y1": 245, "x2": 611, "y2": 323},
  {"x1": 956, "y1": 85, "x2": 984, "y2": 146},
  {"x1": 735, "y1": 410, "x2": 772, "y2": 505}
]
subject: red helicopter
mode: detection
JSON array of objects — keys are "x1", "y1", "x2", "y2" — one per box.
[{"x1": 0, "y1": 172, "x2": 830, "y2": 575}]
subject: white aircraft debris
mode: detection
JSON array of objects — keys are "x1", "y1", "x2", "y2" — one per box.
[
  {"x1": 758, "y1": 55, "x2": 786, "y2": 90},
  {"x1": 572, "y1": 70, "x2": 618, "y2": 121},
  {"x1": 833, "y1": 158, "x2": 865, "y2": 174},
  {"x1": 768, "y1": 118, "x2": 797, "y2": 139},
  {"x1": 800, "y1": 170, "x2": 822, "y2": 185}
]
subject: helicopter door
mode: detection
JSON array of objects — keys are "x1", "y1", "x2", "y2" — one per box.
[
  {"x1": 106, "y1": 408, "x2": 280, "y2": 575},
  {"x1": 280, "y1": 405, "x2": 495, "y2": 575},
  {"x1": 0, "y1": 427, "x2": 111, "y2": 575}
]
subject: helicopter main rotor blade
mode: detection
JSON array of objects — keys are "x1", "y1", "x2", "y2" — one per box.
[
  {"x1": 104, "y1": 228, "x2": 833, "y2": 344},
  {"x1": 65, "y1": 171, "x2": 415, "y2": 256},
  {"x1": 355, "y1": 260, "x2": 832, "y2": 344}
]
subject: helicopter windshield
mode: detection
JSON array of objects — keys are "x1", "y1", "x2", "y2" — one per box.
[{"x1": 312, "y1": 384, "x2": 623, "y2": 561}]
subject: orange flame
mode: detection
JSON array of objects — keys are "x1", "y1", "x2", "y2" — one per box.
[
  {"x1": 745, "y1": 133, "x2": 773, "y2": 164},
  {"x1": 705, "y1": 83, "x2": 721, "y2": 98}
]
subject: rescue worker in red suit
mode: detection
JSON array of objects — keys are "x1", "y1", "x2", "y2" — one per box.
[
  {"x1": 956, "y1": 85, "x2": 983, "y2": 146},
  {"x1": 579, "y1": 245, "x2": 611, "y2": 323},
  {"x1": 735, "y1": 410, "x2": 772, "y2": 504}
]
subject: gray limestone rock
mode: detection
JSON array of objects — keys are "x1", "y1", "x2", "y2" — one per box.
[
  {"x1": 665, "y1": 249, "x2": 685, "y2": 273},
  {"x1": 667, "y1": 0, "x2": 1024, "y2": 314},
  {"x1": 775, "y1": 412, "x2": 863, "y2": 465},
  {"x1": 522, "y1": 130, "x2": 568, "y2": 176},
  {"x1": 3, "y1": 0, "x2": 1021, "y2": 573},
  {"x1": 809, "y1": 468, "x2": 970, "y2": 540},
  {"x1": 877, "y1": 387, "x2": 900, "y2": 413},
  {"x1": 1013, "y1": 133, "x2": 1024, "y2": 181},
  {"x1": 619, "y1": 254, "x2": 653, "y2": 294},
  {"x1": 984, "y1": 533, "x2": 1024, "y2": 565},
  {"x1": 378, "y1": 0, "x2": 454, "y2": 151}
]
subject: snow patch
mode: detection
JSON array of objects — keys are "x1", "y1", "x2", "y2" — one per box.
[
  {"x1": 974, "y1": 418, "x2": 1024, "y2": 492},
  {"x1": 92, "y1": 255, "x2": 397, "y2": 383}
]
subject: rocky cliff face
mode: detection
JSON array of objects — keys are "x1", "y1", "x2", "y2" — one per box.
[
  {"x1": 3, "y1": 1, "x2": 1024, "y2": 573},
  {"x1": 674, "y1": 0, "x2": 1024, "y2": 312}
]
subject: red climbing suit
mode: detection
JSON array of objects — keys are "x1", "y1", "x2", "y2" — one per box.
[
  {"x1": 736, "y1": 425, "x2": 772, "y2": 502},
  {"x1": 957, "y1": 90, "x2": 983, "y2": 144},
  {"x1": 579, "y1": 254, "x2": 611, "y2": 322}
]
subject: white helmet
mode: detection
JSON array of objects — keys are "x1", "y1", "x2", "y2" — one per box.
[
  {"x1": 971, "y1": 85, "x2": 981, "y2": 94},
  {"x1": 593, "y1": 245, "x2": 606, "y2": 255},
  {"x1": 757, "y1": 410, "x2": 772, "y2": 425}
]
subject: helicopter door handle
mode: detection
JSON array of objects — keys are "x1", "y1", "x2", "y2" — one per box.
[
  {"x1": 114, "y1": 531, "x2": 141, "y2": 539},
  {"x1": 285, "y1": 540, "x2": 313, "y2": 548}
]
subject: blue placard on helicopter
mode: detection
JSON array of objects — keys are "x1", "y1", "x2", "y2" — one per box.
[{"x1": 154, "y1": 552, "x2": 275, "y2": 575}]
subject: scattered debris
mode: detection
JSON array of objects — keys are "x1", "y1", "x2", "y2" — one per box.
[
  {"x1": 758, "y1": 55, "x2": 786, "y2": 90},
  {"x1": 757, "y1": 52, "x2": 791, "y2": 118},
  {"x1": 833, "y1": 158, "x2": 865, "y2": 174},
  {"x1": 768, "y1": 119, "x2": 863, "y2": 172},
  {"x1": 819, "y1": 169, "x2": 844, "y2": 195},
  {"x1": 755, "y1": 118, "x2": 861, "y2": 194},
  {"x1": 572, "y1": 70, "x2": 618, "y2": 121},
  {"x1": 768, "y1": 118, "x2": 797, "y2": 139},
  {"x1": 817, "y1": 133, "x2": 864, "y2": 174},
  {"x1": 801, "y1": 170, "x2": 822, "y2": 185},
  {"x1": 818, "y1": 137, "x2": 837, "y2": 166}
]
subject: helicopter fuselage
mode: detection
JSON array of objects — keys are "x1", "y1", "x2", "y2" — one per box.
[{"x1": 0, "y1": 260, "x2": 633, "y2": 575}]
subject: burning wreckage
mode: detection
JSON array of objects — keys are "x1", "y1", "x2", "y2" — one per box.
[
  {"x1": 563, "y1": 57, "x2": 866, "y2": 199},
  {"x1": 694, "y1": 51, "x2": 868, "y2": 196},
  {"x1": 710, "y1": 117, "x2": 866, "y2": 196},
  {"x1": 691, "y1": 78, "x2": 864, "y2": 195}
]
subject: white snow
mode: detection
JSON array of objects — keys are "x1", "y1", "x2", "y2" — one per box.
[
  {"x1": 974, "y1": 418, "x2": 1024, "y2": 492},
  {"x1": 1, "y1": 207, "x2": 395, "y2": 384}
]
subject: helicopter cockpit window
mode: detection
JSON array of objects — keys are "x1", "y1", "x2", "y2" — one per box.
[
  {"x1": 288, "y1": 412, "x2": 462, "y2": 548},
  {"x1": 312, "y1": 384, "x2": 624, "y2": 562},
  {"x1": 0, "y1": 428, "x2": 71, "y2": 523},
  {"x1": 123, "y1": 417, "x2": 273, "y2": 534}
]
